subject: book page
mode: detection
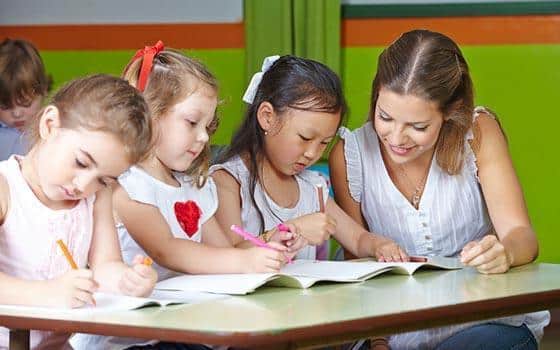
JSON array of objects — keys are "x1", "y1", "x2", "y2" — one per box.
[
  {"x1": 155, "y1": 273, "x2": 279, "y2": 295},
  {"x1": 280, "y1": 260, "x2": 394, "y2": 281}
]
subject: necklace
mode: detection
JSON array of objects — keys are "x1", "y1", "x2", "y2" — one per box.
[{"x1": 398, "y1": 163, "x2": 428, "y2": 208}]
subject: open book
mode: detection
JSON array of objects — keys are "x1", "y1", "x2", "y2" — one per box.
[
  {"x1": 0, "y1": 290, "x2": 227, "y2": 314},
  {"x1": 155, "y1": 257, "x2": 463, "y2": 295}
]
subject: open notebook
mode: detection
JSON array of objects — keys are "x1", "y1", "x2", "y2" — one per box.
[
  {"x1": 155, "y1": 257, "x2": 463, "y2": 295},
  {"x1": 0, "y1": 290, "x2": 227, "y2": 314}
]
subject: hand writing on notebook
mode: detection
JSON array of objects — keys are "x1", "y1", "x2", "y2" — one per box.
[
  {"x1": 118, "y1": 254, "x2": 158, "y2": 297},
  {"x1": 244, "y1": 243, "x2": 289, "y2": 272},
  {"x1": 42, "y1": 269, "x2": 99, "y2": 308},
  {"x1": 460, "y1": 235, "x2": 512, "y2": 274}
]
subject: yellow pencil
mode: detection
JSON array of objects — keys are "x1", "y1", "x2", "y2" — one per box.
[{"x1": 56, "y1": 239, "x2": 78, "y2": 269}]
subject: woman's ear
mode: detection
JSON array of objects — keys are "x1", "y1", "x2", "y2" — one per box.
[
  {"x1": 38, "y1": 105, "x2": 61, "y2": 140},
  {"x1": 256, "y1": 101, "x2": 276, "y2": 133}
]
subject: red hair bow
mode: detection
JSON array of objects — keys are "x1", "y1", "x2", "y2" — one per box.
[{"x1": 126, "y1": 40, "x2": 165, "y2": 92}]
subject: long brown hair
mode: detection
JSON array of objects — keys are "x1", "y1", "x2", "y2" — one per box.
[
  {"x1": 370, "y1": 29, "x2": 474, "y2": 175},
  {"x1": 123, "y1": 48, "x2": 219, "y2": 188}
]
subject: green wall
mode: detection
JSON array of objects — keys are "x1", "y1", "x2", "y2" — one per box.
[
  {"x1": 41, "y1": 49, "x2": 246, "y2": 145},
  {"x1": 40, "y1": 44, "x2": 560, "y2": 262},
  {"x1": 342, "y1": 45, "x2": 560, "y2": 263}
]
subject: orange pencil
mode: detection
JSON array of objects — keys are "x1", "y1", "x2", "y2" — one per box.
[
  {"x1": 142, "y1": 257, "x2": 153, "y2": 266},
  {"x1": 316, "y1": 184, "x2": 325, "y2": 213},
  {"x1": 56, "y1": 239, "x2": 78, "y2": 269}
]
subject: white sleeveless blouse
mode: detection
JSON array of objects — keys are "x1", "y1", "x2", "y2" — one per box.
[
  {"x1": 210, "y1": 155, "x2": 329, "y2": 260},
  {"x1": 339, "y1": 110, "x2": 549, "y2": 349}
]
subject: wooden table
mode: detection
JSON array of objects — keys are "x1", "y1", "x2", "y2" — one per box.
[{"x1": 2, "y1": 263, "x2": 560, "y2": 349}]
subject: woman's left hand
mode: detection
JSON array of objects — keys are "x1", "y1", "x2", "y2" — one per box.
[
  {"x1": 119, "y1": 255, "x2": 158, "y2": 297},
  {"x1": 374, "y1": 236, "x2": 408, "y2": 262},
  {"x1": 460, "y1": 235, "x2": 512, "y2": 274}
]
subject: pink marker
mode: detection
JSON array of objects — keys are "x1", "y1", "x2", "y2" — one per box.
[{"x1": 230, "y1": 225, "x2": 292, "y2": 263}]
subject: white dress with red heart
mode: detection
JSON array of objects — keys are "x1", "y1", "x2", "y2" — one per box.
[{"x1": 115, "y1": 165, "x2": 218, "y2": 282}]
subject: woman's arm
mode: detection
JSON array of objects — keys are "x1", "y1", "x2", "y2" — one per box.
[
  {"x1": 329, "y1": 140, "x2": 369, "y2": 228},
  {"x1": 329, "y1": 140, "x2": 407, "y2": 261},
  {"x1": 461, "y1": 113, "x2": 538, "y2": 273},
  {"x1": 326, "y1": 198, "x2": 408, "y2": 261}
]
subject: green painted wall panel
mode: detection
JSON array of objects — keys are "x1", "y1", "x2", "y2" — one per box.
[
  {"x1": 342, "y1": 45, "x2": 560, "y2": 263},
  {"x1": 40, "y1": 49, "x2": 246, "y2": 146},
  {"x1": 38, "y1": 45, "x2": 560, "y2": 262}
]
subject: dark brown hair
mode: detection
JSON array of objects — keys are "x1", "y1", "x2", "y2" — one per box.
[
  {"x1": 370, "y1": 29, "x2": 474, "y2": 175},
  {"x1": 218, "y1": 55, "x2": 346, "y2": 232},
  {"x1": 0, "y1": 38, "x2": 52, "y2": 109},
  {"x1": 123, "y1": 48, "x2": 219, "y2": 187}
]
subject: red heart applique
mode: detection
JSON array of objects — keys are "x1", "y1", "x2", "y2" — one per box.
[{"x1": 174, "y1": 200, "x2": 202, "y2": 237}]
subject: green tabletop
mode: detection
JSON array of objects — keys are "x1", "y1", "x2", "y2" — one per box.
[{"x1": 1, "y1": 263, "x2": 559, "y2": 349}]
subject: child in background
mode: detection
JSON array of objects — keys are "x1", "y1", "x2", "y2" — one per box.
[
  {"x1": 0, "y1": 38, "x2": 51, "y2": 160},
  {"x1": 211, "y1": 55, "x2": 406, "y2": 262},
  {"x1": 71, "y1": 42, "x2": 287, "y2": 350},
  {"x1": 0, "y1": 74, "x2": 157, "y2": 349},
  {"x1": 329, "y1": 29, "x2": 549, "y2": 350}
]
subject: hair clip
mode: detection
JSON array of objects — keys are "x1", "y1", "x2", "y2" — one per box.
[
  {"x1": 125, "y1": 40, "x2": 165, "y2": 92},
  {"x1": 242, "y1": 55, "x2": 280, "y2": 104}
]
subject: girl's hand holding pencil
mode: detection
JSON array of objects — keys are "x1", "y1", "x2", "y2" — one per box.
[
  {"x1": 44, "y1": 269, "x2": 99, "y2": 308},
  {"x1": 118, "y1": 254, "x2": 158, "y2": 297},
  {"x1": 54, "y1": 239, "x2": 98, "y2": 308}
]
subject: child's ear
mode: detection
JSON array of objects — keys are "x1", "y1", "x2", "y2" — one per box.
[
  {"x1": 256, "y1": 101, "x2": 276, "y2": 133},
  {"x1": 38, "y1": 105, "x2": 61, "y2": 140}
]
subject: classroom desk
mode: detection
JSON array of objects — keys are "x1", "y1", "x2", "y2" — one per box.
[{"x1": 1, "y1": 263, "x2": 560, "y2": 350}]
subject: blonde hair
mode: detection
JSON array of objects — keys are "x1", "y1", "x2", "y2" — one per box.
[
  {"x1": 27, "y1": 74, "x2": 152, "y2": 164},
  {"x1": 370, "y1": 30, "x2": 474, "y2": 175},
  {"x1": 0, "y1": 38, "x2": 52, "y2": 108},
  {"x1": 123, "y1": 48, "x2": 219, "y2": 187}
]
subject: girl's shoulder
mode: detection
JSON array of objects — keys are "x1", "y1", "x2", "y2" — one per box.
[{"x1": 209, "y1": 155, "x2": 247, "y2": 184}]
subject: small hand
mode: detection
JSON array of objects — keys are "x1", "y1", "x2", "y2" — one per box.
[
  {"x1": 244, "y1": 244, "x2": 288, "y2": 273},
  {"x1": 287, "y1": 213, "x2": 335, "y2": 245},
  {"x1": 45, "y1": 269, "x2": 98, "y2": 308},
  {"x1": 118, "y1": 255, "x2": 158, "y2": 297},
  {"x1": 460, "y1": 235, "x2": 512, "y2": 274}
]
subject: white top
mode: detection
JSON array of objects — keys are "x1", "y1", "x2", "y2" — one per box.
[
  {"x1": 115, "y1": 166, "x2": 218, "y2": 281},
  {"x1": 339, "y1": 110, "x2": 549, "y2": 349},
  {"x1": 210, "y1": 155, "x2": 329, "y2": 260},
  {"x1": 0, "y1": 156, "x2": 94, "y2": 349},
  {"x1": 71, "y1": 165, "x2": 218, "y2": 350}
]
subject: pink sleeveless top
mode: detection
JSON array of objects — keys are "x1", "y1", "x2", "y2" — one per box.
[{"x1": 0, "y1": 156, "x2": 94, "y2": 349}]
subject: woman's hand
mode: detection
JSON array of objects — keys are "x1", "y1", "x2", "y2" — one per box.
[
  {"x1": 460, "y1": 235, "x2": 512, "y2": 274},
  {"x1": 374, "y1": 236, "x2": 408, "y2": 262}
]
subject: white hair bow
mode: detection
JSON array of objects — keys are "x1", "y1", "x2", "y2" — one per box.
[{"x1": 242, "y1": 55, "x2": 280, "y2": 104}]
